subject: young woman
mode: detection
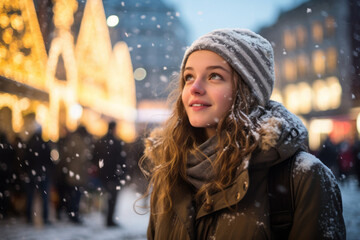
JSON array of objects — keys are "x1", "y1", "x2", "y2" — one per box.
[{"x1": 140, "y1": 29, "x2": 346, "y2": 239}]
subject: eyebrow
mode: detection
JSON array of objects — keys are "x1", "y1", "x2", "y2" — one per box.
[{"x1": 184, "y1": 65, "x2": 231, "y2": 74}]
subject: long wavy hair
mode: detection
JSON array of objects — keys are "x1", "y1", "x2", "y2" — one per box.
[{"x1": 140, "y1": 66, "x2": 261, "y2": 215}]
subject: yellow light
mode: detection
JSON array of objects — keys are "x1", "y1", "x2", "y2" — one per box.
[
  {"x1": 309, "y1": 119, "x2": 333, "y2": 150},
  {"x1": 313, "y1": 79, "x2": 330, "y2": 111},
  {"x1": 298, "y1": 82, "x2": 312, "y2": 114},
  {"x1": 357, "y1": 112, "x2": 360, "y2": 135},
  {"x1": 270, "y1": 88, "x2": 283, "y2": 104},
  {"x1": 0, "y1": 13, "x2": 10, "y2": 28},
  {"x1": 284, "y1": 84, "x2": 300, "y2": 113},
  {"x1": 2, "y1": 27, "x2": 13, "y2": 44},
  {"x1": 10, "y1": 13, "x2": 24, "y2": 31},
  {"x1": 69, "y1": 103, "x2": 83, "y2": 120},
  {"x1": 18, "y1": 97, "x2": 30, "y2": 110},
  {"x1": 134, "y1": 67, "x2": 147, "y2": 81},
  {"x1": 310, "y1": 119, "x2": 333, "y2": 133},
  {"x1": 50, "y1": 149, "x2": 60, "y2": 162},
  {"x1": 327, "y1": 76, "x2": 342, "y2": 109}
]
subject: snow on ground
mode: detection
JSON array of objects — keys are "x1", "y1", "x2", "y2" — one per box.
[
  {"x1": 1, "y1": 177, "x2": 359, "y2": 239},
  {"x1": 339, "y1": 176, "x2": 360, "y2": 240},
  {"x1": 1, "y1": 186, "x2": 149, "y2": 240}
]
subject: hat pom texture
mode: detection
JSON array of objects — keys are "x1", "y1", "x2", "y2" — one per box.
[{"x1": 181, "y1": 29, "x2": 275, "y2": 106}]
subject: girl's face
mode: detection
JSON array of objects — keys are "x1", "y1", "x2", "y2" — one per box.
[{"x1": 182, "y1": 50, "x2": 234, "y2": 138}]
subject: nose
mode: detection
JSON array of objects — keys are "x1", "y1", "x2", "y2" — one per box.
[{"x1": 189, "y1": 78, "x2": 205, "y2": 95}]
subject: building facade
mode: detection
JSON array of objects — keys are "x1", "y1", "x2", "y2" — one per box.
[
  {"x1": 103, "y1": 0, "x2": 188, "y2": 101},
  {"x1": 259, "y1": 0, "x2": 360, "y2": 150}
]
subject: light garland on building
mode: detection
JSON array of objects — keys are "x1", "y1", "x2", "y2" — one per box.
[{"x1": 1, "y1": 0, "x2": 137, "y2": 142}]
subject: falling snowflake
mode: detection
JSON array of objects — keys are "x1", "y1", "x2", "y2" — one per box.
[
  {"x1": 99, "y1": 159, "x2": 104, "y2": 168},
  {"x1": 307, "y1": 8, "x2": 312, "y2": 13}
]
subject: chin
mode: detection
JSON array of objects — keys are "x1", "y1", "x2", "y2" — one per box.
[{"x1": 189, "y1": 121, "x2": 215, "y2": 129}]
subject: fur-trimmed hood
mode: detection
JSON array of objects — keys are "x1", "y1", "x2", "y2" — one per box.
[
  {"x1": 141, "y1": 101, "x2": 308, "y2": 175},
  {"x1": 251, "y1": 100, "x2": 308, "y2": 168}
]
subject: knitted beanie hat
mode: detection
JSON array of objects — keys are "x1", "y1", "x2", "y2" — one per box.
[{"x1": 180, "y1": 28, "x2": 275, "y2": 107}]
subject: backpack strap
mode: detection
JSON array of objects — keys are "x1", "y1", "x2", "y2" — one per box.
[{"x1": 268, "y1": 153, "x2": 296, "y2": 239}]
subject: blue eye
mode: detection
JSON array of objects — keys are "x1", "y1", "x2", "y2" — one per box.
[
  {"x1": 184, "y1": 74, "x2": 194, "y2": 81},
  {"x1": 210, "y1": 73, "x2": 222, "y2": 80}
]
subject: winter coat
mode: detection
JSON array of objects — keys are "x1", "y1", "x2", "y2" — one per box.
[
  {"x1": 145, "y1": 101, "x2": 346, "y2": 240},
  {"x1": 93, "y1": 131, "x2": 126, "y2": 183},
  {"x1": 24, "y1": 131, "x2": 54, "y2": 182},
  {"x1": 59, "y1": 127, "x2": 92, "y2": 187}
]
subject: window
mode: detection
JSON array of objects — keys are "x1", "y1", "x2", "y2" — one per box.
[
  {"x1": 284, "y1": 84, "x2": 299, "y2": 113},
  {"x1": 325, "y1": 17, "x2": 336, "y2": 37},
  {"x1": 283, "y1": 58, "x2": 297, "y2": 81},
  {"x1": 283, "y1": 29, "x2": 296, "y2": 50},
  {"x1": 326, "y1": 47, "x2": 337, "y2": 73},
  {"x1": 297, "y1": 54, "x2": 309, "y2": 77},
  {"x1": 327, "y1": 76, "x2": 341, "y2": 109},
  {"x1": 298, "y1": 82, "x2": 312, "y2": 114},
  {"x1": 312, "y1": 50, "x2": 325, "y2": 75},
  {"x1": 296, "y1": 26, "x2": 307, "y2": 47},
  {"x1": 312, "y1": 21, "x2": 323, "y2": 43}
]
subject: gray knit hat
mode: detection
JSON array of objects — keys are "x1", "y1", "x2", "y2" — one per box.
[{"x1": 180, "y1": 28, "x2": 275, "y2": 107}]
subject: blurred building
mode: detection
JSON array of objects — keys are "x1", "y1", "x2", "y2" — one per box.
[
  {"x1": 102, "y1": 0, "x2": 188, "y2": 124},
  {"x1": 103, "y1": 0, "x2": 188, "y2": 100},
  {"x1": 0, "y1": 0, "x2": 188, "y2": 143},
  {"x1": 0, "y1": 0, "x2": 138, "y2": 143},
  {"x1": 259, "y1": 0, "x2": 360, "y2": 150}
]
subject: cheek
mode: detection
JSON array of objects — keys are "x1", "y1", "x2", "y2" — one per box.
[
  {"x1": 221, "y1": 89, "x2": 234, "y2": 106},
  {"x1": 181, "y1": 89, "x2": 188, "y2": 110}
]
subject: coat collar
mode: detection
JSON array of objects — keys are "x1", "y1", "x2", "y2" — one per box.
[{"x1": 171, "y1": 169, "x2": 250, "y2": 224}]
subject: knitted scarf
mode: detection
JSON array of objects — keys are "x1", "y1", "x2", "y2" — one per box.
[{"x1": 186, "y1": 136, "x2": 218, "y2": 190}]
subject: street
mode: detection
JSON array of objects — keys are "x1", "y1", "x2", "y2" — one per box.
[{"x1": 1, "y1": 177, "x2": 360, "y2": 240}]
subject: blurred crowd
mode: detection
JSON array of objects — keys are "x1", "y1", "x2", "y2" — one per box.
[
  {"x1": 315, "y1": 135, "x2": 360, "y2": 185},
  {"x1": 1, "y1": 114, "x2": 360, "y2": 228},
  {"x1": 0, "y1": 120, "x2": 147, "y2": 227}
]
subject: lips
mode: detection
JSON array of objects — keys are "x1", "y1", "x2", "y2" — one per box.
[
  {"x1": 191, "y1": 103, "x2": 208, "y2": 107},
  {"x1": 189, "y1": 100, "x2": 211, "y2": 110}
]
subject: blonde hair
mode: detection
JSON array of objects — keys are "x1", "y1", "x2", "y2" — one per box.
[{"x1": 140, "y1": 68, "x2": 261, "y2": 215}]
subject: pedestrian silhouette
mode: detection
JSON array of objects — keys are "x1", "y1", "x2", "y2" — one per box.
[
  {"x1": 24, "y1": 128, "x2": 53, "y2": 225},
  {"x1": 318, "y1": 136, "x2": 340, "y2": 179},
  {"x1": 93, "y1": 121, "x2": 126, "y2": 227},
  {"x1": 59, "y1": 125, "x2": 92, "y2": 224},
  {"x1": 0, "y1": 131, "x2": 15, "y2": 219}
]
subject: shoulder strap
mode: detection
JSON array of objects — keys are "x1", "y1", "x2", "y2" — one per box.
[{"x1": 268, "y1": 153, "x2": 296, "y2": 239}]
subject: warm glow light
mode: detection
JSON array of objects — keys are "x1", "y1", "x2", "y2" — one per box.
[
  {"x1": 284, "y1": 84, "x2": 300, "y2": 113},
  {"x1": 357, "y1": 113, "x2": 360, "y2": 135},
  {"x1": 313, "y1": 79, "x2": 329, "y2": 111},
  {"x1": 1, "y1": 0, "x2": 137, "y2": 143},
  {"x1": 312, "y1": 50, "x2": 325, "y2": 75},
  {"x1": 69, "y1": 103, "x2": 83, "y2": 120},
  {"x1": 0, "y1": 0, "x2": 47, "y2": 90},
  {"x1": 309, "y1": 119, "x2": 333, "y2": 150},
  {"x1": 327, "y1": 76, "x2": 342, "y2": 109},
  {"x1": 298, "y1": 82, "x2": 312, "y2": 114},
  {"x1": 46, "y1": 0, "x2": 79, "y2": 141},
  {"x1": 134, "y1": 67, "x2": 147, "y2": 81},
  {"x1": 270, "y1": 88, "x2": 283, "y2": 103},
  {"x1": 106, "y1": 15, "x2": 119, "y2": 27},
  {"x1": 50, "y1": 149, "x2": 60, "y2": 162}
]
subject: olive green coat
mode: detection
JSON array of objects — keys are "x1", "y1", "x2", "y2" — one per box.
[{"x1": 145, "y1": 101, "x2": 346, "y2": 239}]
